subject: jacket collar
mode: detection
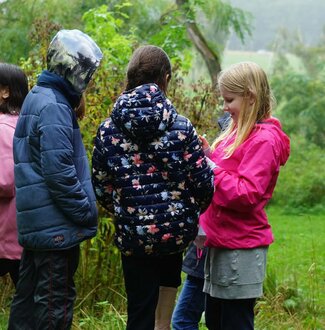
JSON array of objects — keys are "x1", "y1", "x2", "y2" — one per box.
[{"x1": 37, "y1": 70, "x2": 81, "y2": 109}]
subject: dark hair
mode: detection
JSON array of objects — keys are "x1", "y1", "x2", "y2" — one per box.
[
  {"x1": 74, "y1": 94, "x2": 86, "y2": 120},
  {"x1": 126, "y1": 45, "x2": 172, "y2": 93},
  {"x1": 0, "y1": 63, "x2": 28, "y2": 115}
]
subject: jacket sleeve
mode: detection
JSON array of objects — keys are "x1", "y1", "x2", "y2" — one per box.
[
  {"x1": 0, "y1": 123, "x2": 15, "y2": 198},
  {"x1": 39, "y1": 104, "x2": 96, "y2": 227},
  {"x1": 212, "y1": 138, "x2": 278, "y2": 211},
  {"x1": 184, "y1": 123, "x2": 214, "y2": 213},
  {"x1": 91, "y1": 125, "x2": 114, "y2": 213}
]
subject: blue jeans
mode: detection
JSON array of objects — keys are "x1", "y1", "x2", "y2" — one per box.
[{"x1": 172, "y1": 275, "x2": 205, "y2": 330}]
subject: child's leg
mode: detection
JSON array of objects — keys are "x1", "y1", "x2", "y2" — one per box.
[
  {"x1": 0, "y1": 258, "x2": 10, "y2": 277},
  {"x1": 172, "y1": 275, "x2": 205, "y2": 330},
  {"x1": 33, "y1": 246, "x2": 80, "y2": 329},
  {"x1": 154, "y1": 252, "x2": 183, "y2": 330},
  {"x1": 8, "y1": 260, "x2": 20, "y2": 287},
  {"x1": 0, "y1": 259, "x2": 20, "y2": 287},
  {"x1": 205, "y1": 294, "x2": 256, "y2": 330},
  {"x1": 154, "y1": 286, "x2": 177, "y2": 330},
  {"x1": 9, "y1": 247, "x2": 80, "y2": 330},
  {"x1": 122, "y1": 254, "x2": 160, "y2": 330},
  {"x1": 8, "y1": 250, "x2": 37, "y2": 330}
]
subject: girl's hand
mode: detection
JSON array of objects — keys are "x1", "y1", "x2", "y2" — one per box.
[
  {"x1": 199, "y1": 134, "x2": 211, "y2": 157},
  {"x1": 199, "y1": 134, "x2": 210, "y2": 150},
  {"x1": 194, "y1": 235, "x2": 206, "y2": 249}
]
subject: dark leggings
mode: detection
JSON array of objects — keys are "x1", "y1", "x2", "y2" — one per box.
[
  {"x1": 0, "y1": 258, "x2": 20, "y2": 287},
  {"x1": 122, "y1": 253, "x2": 183, "y2": 330},
  {"x1": 205, "y1": 294, "x2": 256, "y2": 330}
]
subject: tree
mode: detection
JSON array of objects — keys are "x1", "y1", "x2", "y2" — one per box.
[
  {"x1": 175, "y1": 0, "x2": 251, "y2": 84},
  {"x1": 176, "y1": 0, "x2": 221, "y2": 85},
  {"x1": 110, "y1": 0, "x2": 251, "y2": 84},
  {"x1": 270, "y1": 26, "x2": 325, "y2": 148},
  {"x1": 0, "y1": 0, "x2": 107, "y2": 63}
]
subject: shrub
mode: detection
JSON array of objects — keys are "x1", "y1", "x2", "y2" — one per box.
[{"x1": 272, "y1": 136, "x2": 325, "y2": 213}]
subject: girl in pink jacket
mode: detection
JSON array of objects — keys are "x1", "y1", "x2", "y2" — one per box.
[
  {"x1": 199, "y1": 62, "x2": 290, "y2": 330},
  {"x1": 0, "y1": 63, "x2": 28, "y2": 286}
]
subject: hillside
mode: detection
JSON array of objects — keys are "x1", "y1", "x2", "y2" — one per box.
[{"x1": 227, "y1": 0, "x2": 325, "y2": 50}]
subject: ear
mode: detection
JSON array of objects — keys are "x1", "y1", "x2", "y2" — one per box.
[
  {"x1": 0, "y1": 86, "x2": 10, "y2": 100},
  {"x1": 248, "y1": 90, "x2": 255, "y2": 105},
  {"x1": 166, "y1": 73, "x2": 171, "y2": 84}
]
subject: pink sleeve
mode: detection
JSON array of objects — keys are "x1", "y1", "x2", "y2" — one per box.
[
  {"x1": 0, "y1": 124, "x2": 15, "y2": 198},
  {"x1": 212, "y1": 139, "x2": 278, "y2": 211}
]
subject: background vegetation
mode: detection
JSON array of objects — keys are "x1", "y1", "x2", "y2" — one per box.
[
  {"x1": 227, "y1": 0, "x2": 325, "y2": 50},
  {"x1": 0, "y1": 0, "x2": 324, "y2": 329}
]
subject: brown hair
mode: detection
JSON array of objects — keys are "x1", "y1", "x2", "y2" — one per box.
[
  {"x1": 126, "y1": 45, "x2": 171, "y2": 94},
  {"x1": 0, "y1": 63, "x2": 28, "y2": 115},
  {"x1": 74, "y1": 94, "x2": 86, "y2": 120}
]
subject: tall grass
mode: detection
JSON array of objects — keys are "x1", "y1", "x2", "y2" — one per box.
[
  {"x1": 255, "y1": 207, "x2": 325, "y2": 329},
  {"x1": 1, "y1": 208, "x2": 323, "y2": 329}
]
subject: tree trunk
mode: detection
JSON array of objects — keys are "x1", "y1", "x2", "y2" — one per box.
[{"x1": 176, "y1": 0, "x2": 221, "y2": 85}]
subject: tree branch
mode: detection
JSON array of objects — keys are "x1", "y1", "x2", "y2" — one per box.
[{"x1": 176, "y1": 0, "x2": 221, "y2": 85}]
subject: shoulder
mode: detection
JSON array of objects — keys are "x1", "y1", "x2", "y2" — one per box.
[
  {"x1": 0, "y1": 114, "x2": 18, "y2": 130},
  {"x1": 253, "y1": 119, "x2": 289, "y2": 147},
  {"x1": 171, "y1": 114, "x2": 195, "y2": 133},
  {"x1": 98, "y1": 117, "x2": 116, "y2": 135}
]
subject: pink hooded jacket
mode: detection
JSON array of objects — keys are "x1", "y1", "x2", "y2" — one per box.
[
  {"x1": 0, "y1": 113, "x2": 22, "y2": 260},
  {"x1": 200, "y1": 117, "x2": 290, "y2": 249}
]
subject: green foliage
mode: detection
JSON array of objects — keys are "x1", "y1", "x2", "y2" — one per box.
[
  {"x1": 272, "y1": 137, "x2": 325, "y2": 213},
  {"x1": 110, "y1": 0, "x2": 252, "y2": 79},
  {"x1": 271, "y1": 26, "x2": 325, "y2": 79},
  {"x1": 2, "y1": 2, "x2": 324, "y2": 327},
  {"x1": 0, "y1": 0, "x2": 108, "y2": 63},
  {"x1": 83, "y1": 4, "x2": 135, "y2": 69},
  {"x1": 198, "y1": 0, "x2": 252, "y2": 46},
  {"x1": 297, "y1": 43, "x2": 325, "y2": 79},
  {"x1": 75, "y1": 214, "x2": 126, "y2": 313},
  {"x1": 80, "y1": 5, "x2": 136, "y2": 156},
  {"x1": 256, "y1": 272, "x2": 320, "y2": 329},
  {"x1": 2, "y1": 210, "x2": 324, "y2": 329},
  {"x1": 168, "y1": 74, "x2": 221, "y2": 139},
  {"x1": 148, "y1": 11, "x2": 192, "y2": 69},
  {"x1": 271, "y1": 71, "x2": 325, "y2": 148},
  {"x1": 258, "y1": 208, "x2": 325, "y2": 329},
  {"x1": 227, "y1": 0, "x2": 325, "y2": 51}
]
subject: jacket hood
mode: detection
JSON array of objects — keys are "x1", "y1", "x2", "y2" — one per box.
[
  {"x1": 111, "y1": 84, "x2": 178, "y2": 142},
  {"x1": 47, "y1": 29, "x2": 103, "y2": 94},
  {"x1": 259, "y1": 117, "x2": 290, "y2": 165}
]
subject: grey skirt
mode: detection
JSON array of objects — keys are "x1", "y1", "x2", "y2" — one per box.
[{"x1": 203, "y1": 247, "x2": 268, "y2": 299}]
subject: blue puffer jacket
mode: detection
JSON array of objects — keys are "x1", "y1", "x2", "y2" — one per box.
[
  {"x1": 14, "y1": 70, "x2": 98, "y2": 250},
  {"x1": 92, "y1": 84, "x2": 214, "y2": 256}
]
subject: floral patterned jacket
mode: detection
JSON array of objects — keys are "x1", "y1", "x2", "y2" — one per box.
[{"x1": 92, "y1": 84, "x2": 214, "y2": 256}]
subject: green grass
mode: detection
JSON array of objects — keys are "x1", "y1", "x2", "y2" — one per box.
[
  {"x1": 267, "y1": 207, "x2": 325, "y2": 308},
  {"x1": 197, "y1": 207, "x2": 325, "y2": 330},
  {"x1": 1, "y1": 207, "x2": 324, "y2": 329},
  {"x1": 255, "y1": 207, "x2": 325, "y2": 329}
]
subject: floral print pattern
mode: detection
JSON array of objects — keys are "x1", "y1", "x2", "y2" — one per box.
[{"x1": 92, "y1": 84, "x2": 214, "y2": 256}]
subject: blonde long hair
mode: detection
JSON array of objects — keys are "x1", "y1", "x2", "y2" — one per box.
[{"x1": 211, "y1": 61, "x2": 275, "y2": 157}]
